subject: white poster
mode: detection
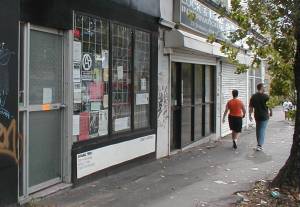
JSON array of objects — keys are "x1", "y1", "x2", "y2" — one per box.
[
  {"x1": 43, "y1": 88, "x2": 52, "y2": 104},
  {"x1": 73, "y1": 115, "x2": 80, "y2": 136},
  {"x1": 99, "y1": 109, "x2": 108, "y2": 136},
  {"x1": 91, "y1": 102, "x2": 101, "y2": 111},
  {"x1": 74, "y1": 83, "x2": 81, "y2": 103},
  {"x1": 117, "y1": 66, "x2": 123, "y2": 80},
  {"x1": 114, "y1": 117, "x2": 130, "y2": 131},
  {"x1": 73, "y1": 63, "x2": 81, "y2": 83},
  {"x1": 141, "y1": 78, "x2": 147, "y2": 91},
  {"x1": 73, "y1": 41, "x2": 82, "y2": 62},
  {"x1": 102, "y1": 50, "x2": 109, "y2": 69},
  {"x1": 136, "y1": 93, "x2": 149, "y2": 105},
  {"x1": 103, "y1": 94, "x2": 109, "y2": 108}
]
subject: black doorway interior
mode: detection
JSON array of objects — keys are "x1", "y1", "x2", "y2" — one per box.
[{"x1": 171, "y1": 62, "x2": 216, "y2": 150}]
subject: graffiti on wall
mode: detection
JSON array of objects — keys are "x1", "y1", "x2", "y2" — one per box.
[
  {"x1": 157, "y1": 85, "x2": 169, "y2": 127},
  {"x1": 0, "y1": 43, "x2": 15, "y2": 120},
  {"x1": 0, "y1": 119, "x2": 22, "y2": 164}
]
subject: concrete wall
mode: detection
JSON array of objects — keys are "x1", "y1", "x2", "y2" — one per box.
[
  {"x1": 160, "y1": 0, "x2": 173, "y2": 21},
  {"x1": 156, "y1": 28, "x2": 170, "y2": 159}
]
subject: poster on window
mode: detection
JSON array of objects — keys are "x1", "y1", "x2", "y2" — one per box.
[
  {"x1": 141, "y1": 78, "x2": 147, "y2": 91},
  {"x1": 88, "y1": 81, "x2": 104, "y2": 101},
  {"x1": 136, "y1": 93, "x2": 149, "y2": 105},
  {"x1": 99, "y1": 109, "x2": 108, "y2": 136},
  {"x1": 79, "y1": 112, "x2": 89, "y2": 141},
  {"x1": 102, "y1": 50, "x2": 109, "y2": 69},
  {"x1": 89, "y1": 112, "x2": 99, "y2": 135},
  {"x1": 114, "y1": 117, "x2": 130, "y2": 131},
  {"x1": 73, "y1": 115, "x2": 80, "y2": 136},
  {"x1": 81, "y1": 53, "x2": 93, "y2": 80},
  {"x1": 73, "y1": 41, "x2": 82, "y2": 62},
  {"x1": 94, "y1": 54, "x2": 102, "y2": 70},
  {"x1": 73, "y1": 63, "x2": 81, "y2": 83},
  {"x1": 74, "y1": 82, "x2": 82, "y2": 103}
]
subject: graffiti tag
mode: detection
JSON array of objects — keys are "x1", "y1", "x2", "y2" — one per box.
[
  {"x1": 0, "y1": 119, "x2": 21, "y2": 164},
  {"x1": 0, "y1": 48, "x2": 14, "y2": 67}
]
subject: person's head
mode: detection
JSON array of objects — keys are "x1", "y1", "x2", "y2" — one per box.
[
  {"x1": 257, "y1": 83, "x2": 265, "y2": 93},
  {"x1": 232, "y1": 90, "x2": 238, "y2": 98}
]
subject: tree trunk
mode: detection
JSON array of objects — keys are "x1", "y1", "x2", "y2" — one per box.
[{"x1": 271, "y1": 5, "x2": 300, "y2": 192}]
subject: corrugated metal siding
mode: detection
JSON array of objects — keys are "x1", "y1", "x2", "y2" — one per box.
[
  {"x1": 221, "y1": 63, "x2": 247, "y2": 137},
  {"x1": 172, "y1": 49, "x2": 217, "y2": 66}
]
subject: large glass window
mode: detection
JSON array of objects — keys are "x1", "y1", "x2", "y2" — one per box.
[
  {"x1": 112, "y1": 24, "x2": 132, "y2": 133},
  {"x1": 134, "y1": 31, "x2": 151, "y2": 129},
  {"x1": 72, "y1": 13, "x2": 152, "y2": 142}
]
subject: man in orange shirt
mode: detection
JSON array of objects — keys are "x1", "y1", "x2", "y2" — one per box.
[{"x1": 223, "y1": 90, "x2": 246, "y2": 149}]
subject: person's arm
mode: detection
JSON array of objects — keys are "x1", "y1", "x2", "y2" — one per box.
[
  {"x1": 242, "y1": 103, "x2": 246, "y2": 118},
  {"x1": 249, "y1": 97, "x2": 254, "y2": 122},
  {"x1": 269, "y1": 107, "x2": 273, "y2": 117},
  {"x1": 223, "y1": 103, "x2": 229, "y2": 123}
]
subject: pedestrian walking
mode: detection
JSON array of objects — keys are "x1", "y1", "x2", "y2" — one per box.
[
  {"x1": 223, "y1": 89, "x2": 246, "y2": 149},
  {"x1": 249, "y1": 83, "x2": 272, "y2": 151},
  {"x1": 282, "y1": 99, "x2": 293, "y2": 120}
]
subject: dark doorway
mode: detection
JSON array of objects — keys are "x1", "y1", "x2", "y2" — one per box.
[{"x1": 170, "y1": 62, "x2": 216, "y2": 150}]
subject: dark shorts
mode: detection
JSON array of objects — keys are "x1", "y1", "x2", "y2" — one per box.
[{"x1": 228, "y1": 115, "x2": 242, "y2": 133}]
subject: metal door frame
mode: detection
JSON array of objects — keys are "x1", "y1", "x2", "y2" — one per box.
[{"x1": 18, "y1": 23, "x2": 72, "y2": 201}]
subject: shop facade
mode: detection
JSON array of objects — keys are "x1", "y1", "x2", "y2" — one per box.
[
  {"x1": 0, "y1": 0, "x2": 159, "y2": 205},
  {"x1": 156, "y1": 0, "x2": 262, "y2": 158}
]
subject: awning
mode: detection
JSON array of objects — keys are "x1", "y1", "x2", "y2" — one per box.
[{"x1": 165, "y1": 29, "x2": 251, "y2": 65}]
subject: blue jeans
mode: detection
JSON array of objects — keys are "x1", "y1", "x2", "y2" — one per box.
[{"x1": 256, "y1": 120, "x2": 268, "y2": 146}]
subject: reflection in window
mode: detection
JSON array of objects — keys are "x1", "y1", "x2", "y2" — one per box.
[
  {"x1": 112, "y1": 24, "x2": 132, "y2": 133},
  {"x1": 134, "y1": 30, "x2": 150, "y2": 129}
]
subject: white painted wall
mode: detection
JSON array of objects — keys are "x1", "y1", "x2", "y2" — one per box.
[
  {"x1": 77, "y1": 135, "x2": 156, "y2": 179},
  {"x1": 156, "y1": 28, "x2": 170, "y2": 159}
]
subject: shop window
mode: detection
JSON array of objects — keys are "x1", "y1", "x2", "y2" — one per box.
[
  {"x1": 72, "y1": 13, "x2": 152, "y2": 142},
  {"x1": 73, "y1": 14, "x2": 110, "y2": 141},
  {"x1": 112, "y1": 24, "x2": 132, "y2": 133},
  {"x1": 134, "y1": 30, "x2": 151, "y2": 129}
]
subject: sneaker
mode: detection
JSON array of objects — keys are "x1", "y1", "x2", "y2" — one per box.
[
  {"x1": 256, "y1": 145, "x2": 263, "y2": 151},
  {"x1": 233, "y1": 140, "x2": 237, "y2": 149}
]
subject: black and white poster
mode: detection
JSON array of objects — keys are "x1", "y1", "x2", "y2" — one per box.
[
  {"x1": 89, "y1": 112, "x2": 99, "y2": 135},
  {"x1": 81, "y1": 53, "x2": 93, "y2": 80}
]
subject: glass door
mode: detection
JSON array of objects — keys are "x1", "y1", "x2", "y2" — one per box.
[
  {"x1": 181, "y1": 63, "x2": 193, "y2": 147},
  {"x1": 27, "y1": 28, "x2": 64, "y2": 193},
  {"x1": 194, "y1": 65, "x2": 204, "y2": 139}
]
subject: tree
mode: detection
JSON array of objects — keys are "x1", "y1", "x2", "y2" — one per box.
[{"x1": 210, "y1": 0, "x2": 300, "y2": 193}]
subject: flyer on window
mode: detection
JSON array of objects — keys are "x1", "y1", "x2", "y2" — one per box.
[
  {"x1": 79, "y1": 112, "x2": 89, "y2": 141},
  {"x1": 88, "y1": 81, "x2": 104, "y2": 101},
  {"x1": 89, "y1": 112, "x2": 100, "y2": 135},
  {"x1": 99, "y1": 109, "x2": 108, "y2": 136}
]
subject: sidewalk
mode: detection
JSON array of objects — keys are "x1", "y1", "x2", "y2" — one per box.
[{"x1": 37, "y1": 108, "x2": 293, "y2": 207}]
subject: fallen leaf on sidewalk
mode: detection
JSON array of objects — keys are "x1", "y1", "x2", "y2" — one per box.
[
  {"x1": 251, "y1": 168, "x2": 259, "y2": 171},
  {"x1": 214, "y1": 180, "x2": 228, "y2": 184}
]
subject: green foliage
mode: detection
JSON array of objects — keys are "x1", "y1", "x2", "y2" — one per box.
[
  {"x1": 287, "y1": 109, "x2": 296, "y2": 121},
  {"x1": 267, "y1": 96, "x2": 282, "y2": 109},
  {"x1": 208, "y1": 0, "x2": 297, "y2": 102}
]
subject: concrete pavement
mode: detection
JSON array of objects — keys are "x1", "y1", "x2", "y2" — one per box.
[{"x1": 37, "y1": 108, "x2": 293, "y2": 207}]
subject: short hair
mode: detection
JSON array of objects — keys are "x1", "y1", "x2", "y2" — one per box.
[
  {"x1": 257, "y1": 83, "x2": 264, "y2": 91},
  {"x1": 232, "y1": 90, "x2": 238, "y2": 98}
]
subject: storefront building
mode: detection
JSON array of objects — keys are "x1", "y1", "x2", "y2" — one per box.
[
  {"x1": 156, "y1": 0, "x2": 262, "y2": 158},
  {"x1": 0, "y1": 0, "x2": 159, "y2": 205}
]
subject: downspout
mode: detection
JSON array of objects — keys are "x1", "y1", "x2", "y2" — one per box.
[{"x1": 219, "y1": 59, "x2": 223, "y2": 138}]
